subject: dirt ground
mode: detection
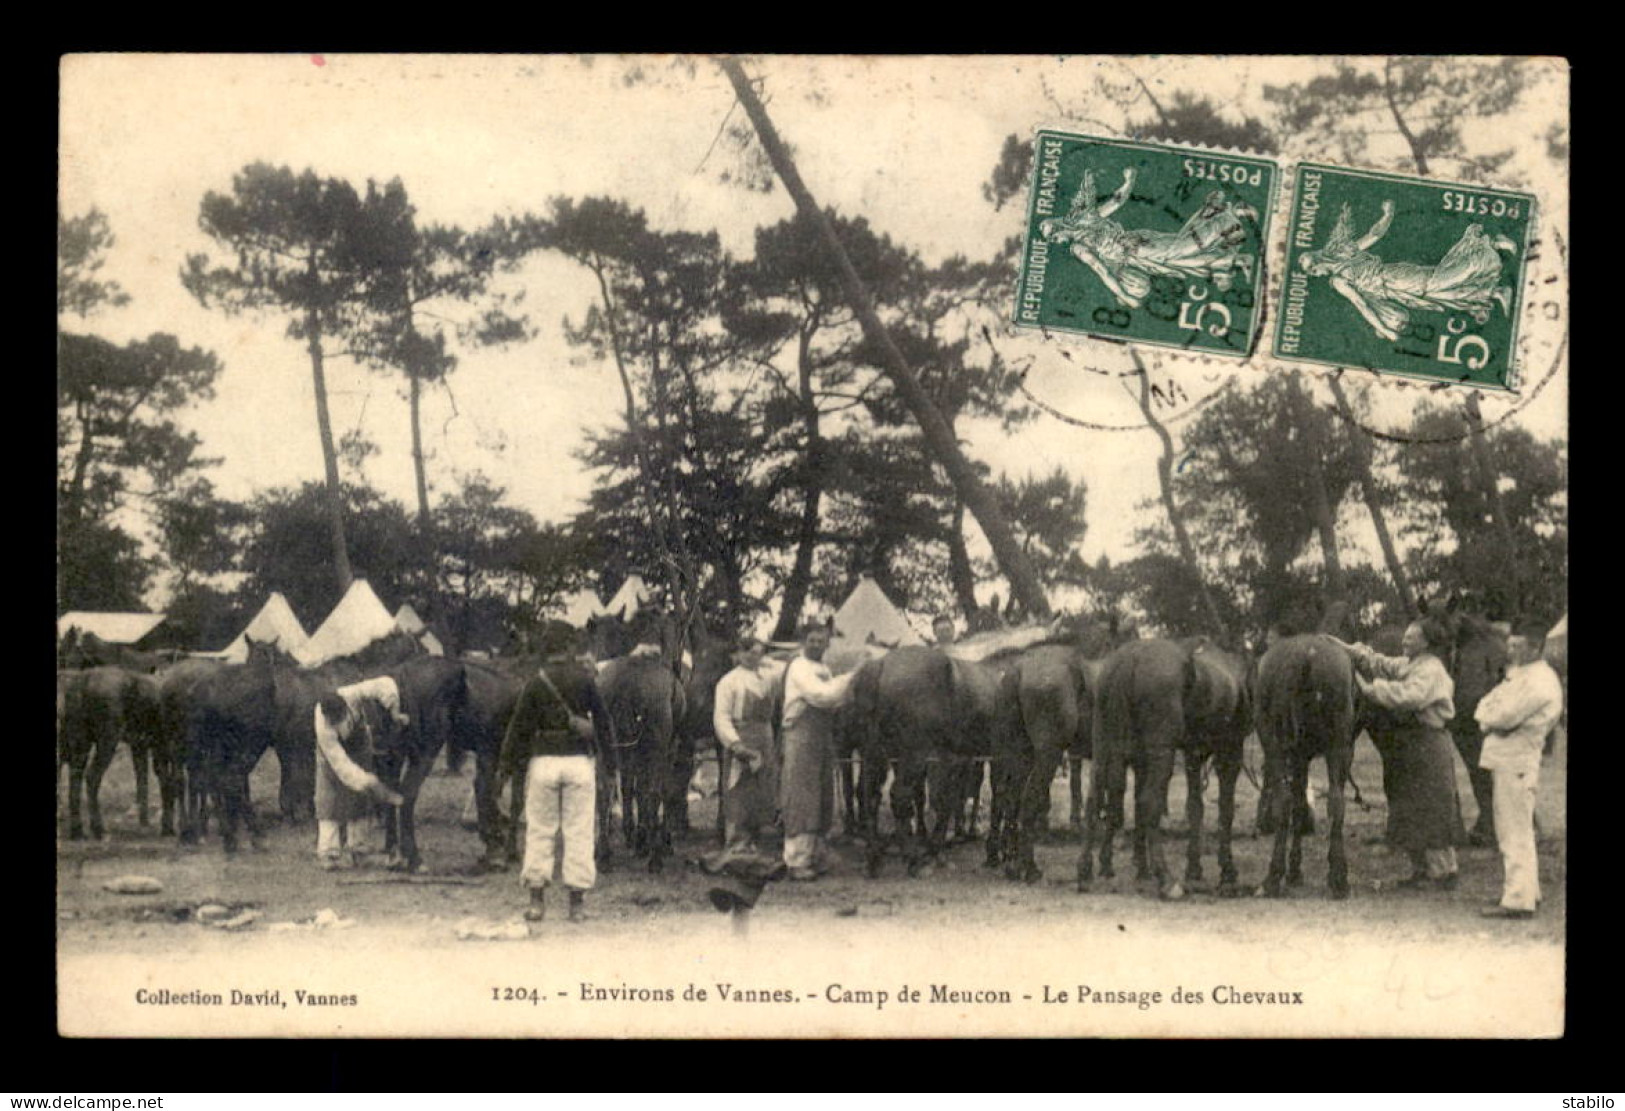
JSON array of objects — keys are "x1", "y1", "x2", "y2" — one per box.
[{"x1": 58, "y1": 729, "x2": 1567, "y2": 952}]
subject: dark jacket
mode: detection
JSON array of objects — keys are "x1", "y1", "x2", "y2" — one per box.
[{"x1": 500, "y1": 665, "x2": 608, "y2": 766}]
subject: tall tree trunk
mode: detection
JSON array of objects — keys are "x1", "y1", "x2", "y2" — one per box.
[
  {"x1": 773, "y1": 326, "x2": 824, "y2": 641},
  {"x1": 1129, "y1": 351, "x2": 1228, "y2": 641},
  {"x1": 946, "y1": 498, "x2": 981, "y2": 622},
  {"x1": 1287, "y1": 373, "x2": 1345, "y2": 624},
  {"x1": 304, "y1": 291, "x2": 353, "y2": 595},
  {"x1": 409, "y1": 370, "x2": 431, "y2": 525},
  {"x1": 721, "y1": 57, "x2": 1052, "y2": 619},
  {"x1": 66, "y1": 399, "x2": 96, "y2": 526},
  {"x1": 1463, "y1": 392, "x2": 1523, "y2": 617},
  {"x1": 1329, "y1": 377, "x2": 1416, "y2": 617}
]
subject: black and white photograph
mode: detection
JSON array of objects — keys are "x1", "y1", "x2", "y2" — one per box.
[{"x1": 56, "y1": 54, "x2": 1569, "y2": 1038}]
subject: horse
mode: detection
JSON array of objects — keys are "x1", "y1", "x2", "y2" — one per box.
[
  {"x1": 57, "y1": 666, "x2": 167, "y2": 840},
  {"x1": 264, "y1": 630, "x2": 427, "y2": 826},
  {"x1": 156, "y1": 656, "x2": 228, "y2": 837},
  {"x1": 849, "y1": 645, "x2": 1013, "y2": 878},
  {"x1": 456, "y1": 657, "x2": 527, "y2": 869},
  {"x1": 1076, "y1": 638, "x2": 1193, "y2": 899},
  {"x1": 1001, "y1": 645, "x2": 1101, "y2": 882},
  {"x1": 1253, "y1": 633, "x2": 1357, "y2": 899},
  {"x1": 370, "y1": 654, "x2": 473, "y2": 872},
  {"x1": 1440, "y1": 607, "x2": 1508, "y2": 844},
  {"x1": 1175, "y1": 637, "x2": 1252, "y2": 895},
  {"x1": 181, "y1": 639, "x2": 285, "y2": 852},
  {"x1": 596, "y1": 648, "x2": 687, "y2": 872}
]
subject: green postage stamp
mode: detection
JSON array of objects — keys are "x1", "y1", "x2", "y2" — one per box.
[
  {"x1": 1276, "y1": 164, "x2": 1536, "y2": 390},
  {"x1": 1014, "y1": 131, "x2": 1278, "y2": 356}
]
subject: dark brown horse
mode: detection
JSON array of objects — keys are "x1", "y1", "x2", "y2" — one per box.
[
  {"x1": 181, "y1": 640, "x2": 284, "y2": 852},
  {"x1": 1076, "y1": 638, "x2": 1191, "y2": 899},
  {"x1": 368, "y1": 655, "x2": 474, "y2": 872},
  {"x1": 597, "y1": 649, "x2": 687, "y2": 872},
  {"x1": 1253, "y1": 633, "x2": 1357, "y2": 899},
  {"x1": 58, "y1": 667, "x2": 168, "y2": 840},
  {"x1": 1175, "y1": 637, "x2": 1252, "y2": 895},
  {"x1": 850, "y1": 646, "x2": 1013, "y2": 877}
]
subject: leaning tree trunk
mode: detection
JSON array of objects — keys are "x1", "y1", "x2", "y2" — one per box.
[
  {"x1": 409, "y1": 370, "x2": 431, "y2": 526},
  {"x1": 1287, "y1": 373, "x2": 1345, "y2": 627},
  {"x1": 1330, "y1": 376, "x2": 1416, "y2": 617},
  {"x1": 1464, "y1": 392, "x2": 1523, "y2": 617},
  {"x1": 721, "y1": 57, "x2": 1052, "y2": 619},
  {"x1": 303, "y1": 290, "x2": 353, "y2": 595},
  {"x1": 1130, "y1": 350, "x2": 1228, "y2": 641},
  {"x1": 946, "y1": 499, "x2": 982, "y2": 623}
]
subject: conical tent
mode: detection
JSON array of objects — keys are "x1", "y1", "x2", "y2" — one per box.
[
  {"x1": 557, "y1": 589, "x2": 609, "y2": 628},
  {"x1": 220, "y1": 593, "x2": 308, "y2": 663},
  {"x1": 604, "y1": 575, "x2": 651, "y2": 620},
  {"x1": 295, "y1": 580, "x2": 400, "y2": 667},
  {"x1": 394, "y1": 605, "x2": 445, "y2": 657},
  {"x1": 832, "y1": 574, "x2": 923, "y2": 649},
  {"x1": 1544, "y1": 612, "x2": 1568, "y2": 673}
]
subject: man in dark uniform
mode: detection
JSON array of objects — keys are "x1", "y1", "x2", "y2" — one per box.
[{"x1": 501, "y1": 656, "x2": 608, "y2": 923}]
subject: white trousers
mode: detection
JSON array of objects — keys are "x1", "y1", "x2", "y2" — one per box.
[
  {"x1": 522, "y1": 755, "x2": 596, "y2": 891},
  {"x1": 1491, "y1": 766, "x2": 1541, "y2": 911},
  {"x1": 316, "y1": 818, "x2": 376, "y2": 858},
  {"x1": 784, "y1": 833, "x2": 825, "y2": 871}
]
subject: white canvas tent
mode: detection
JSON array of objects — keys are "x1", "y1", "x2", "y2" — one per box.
[
  {"x1": 604, "y1": 575, "x2": 652, "y2": 620},
  {"x1": 295, "y1": 580, "x2": 400, "y2": 667},
  {"x1": 58, "y1": 611, "x2": 167, "y2": 645},
  {"x1": 556, "y1": 588, "x2": 609, "y2": 628},
  {"x1": 1545, "y1": 612, "x2": 1568, "y2": 673},
  {"x1": 219, "y1": 592, "x2": 308, "y2": 663},
  {"x1": 832, "y1": 574, "x2": 923, "y2": 650},
  {"x1": 394, "y1": 604, "x2": 444, "y2": 657}
]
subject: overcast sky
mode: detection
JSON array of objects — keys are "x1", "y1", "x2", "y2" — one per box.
[{"x1": 58, "y1": 54, "x2": 1569, "y2": 610}]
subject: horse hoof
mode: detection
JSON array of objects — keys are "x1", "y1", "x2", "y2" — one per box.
[
  {"x1": 1217, "y1": 882, "x2": 1240, "y2": 899},
  {"x1": 1258, "y1": 882, "x2": 1283, "y2": 899},
  {"x1": 1161, "y1": 882, "x2": 1185, "y2": 902},
  {"x1": 1328, "y1": 885, "x2": 1350, "y2": 901}
]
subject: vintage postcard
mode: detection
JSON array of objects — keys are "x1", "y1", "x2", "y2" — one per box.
[{"x1": 57, "y1": 54, "x2": 1568, "y2": 1039}]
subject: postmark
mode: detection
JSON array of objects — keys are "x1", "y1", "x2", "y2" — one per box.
[
  {"x1": 1014, "y1": 131, "x2": 1278, "y2": 357},
  {"x1": 1275, "y1": 163, "x2": 1536, "y2": 391}
]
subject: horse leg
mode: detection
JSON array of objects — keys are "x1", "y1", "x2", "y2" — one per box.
[
  {"x1": 887, "y1": 756, "x2": 919, "y2": 876},
  {"x1": 1215, "y1": 748, "x2": 1242, "y2": 895},
  {"x1": 1010, "y1": 743, "x2": 1061, "y2": 884},
  {"x1": 1069, "y1": 750, "x2": 1085, "y2": 833},
  {"x1": 66, "y1": 751, "x2": 88, "y2": 841},
  {"x1": 397, "y1": 755, "x2": 435, "y2": 873},
  {"x1": 509, "y1": 767, "x2": 528, "y2": 865},
  {"x1": 1100, "y1": 756, "x2": 1127, "y2": 881},
  {"x1": 376, "y1": 752, "x2": 403, "y2": 859},
  {"x1": 1076, "y1": 763, "x2": 1102, "y2": 892},
  {"x1": 131, "y1": 740, "x2": 152, "y2": 828},
  {"x1": 1130, "y1": 762, "x2": 1149, "y2": 881},
  {"x1": 924, "y1": 759, "x2": 956, "y2": 869},
  {"x1": 1286, "y1": 761, "x2": 1309, "y2": 887},
  {"x1": 1143, "y1": 747, "x2": 1180, "y2": 900},
  {"x1": 471, "y1": 749, "x2": 505, "y2": 870},
  {"x1": 1326, "y1": 745, "x2": 1351, "y2": 899},
  {"x1": 1259, "y1": 749, "x2": 1292, "y2": 897},
  {"x1": 1184, "y1": 749, "x2": 1206, "y2": 886},
  {"x1": 715, "y1": 744, "x2": 731, "y2": 850},
  {"x1": 86, "y1": 727, "x2": 120, "y2": 842},
  {"x1": 861, "y1": 751, "x2": 888, "y2": 878},
  {"x1": 154, "y1": 741, "x2": 178, "y2": 837}
]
